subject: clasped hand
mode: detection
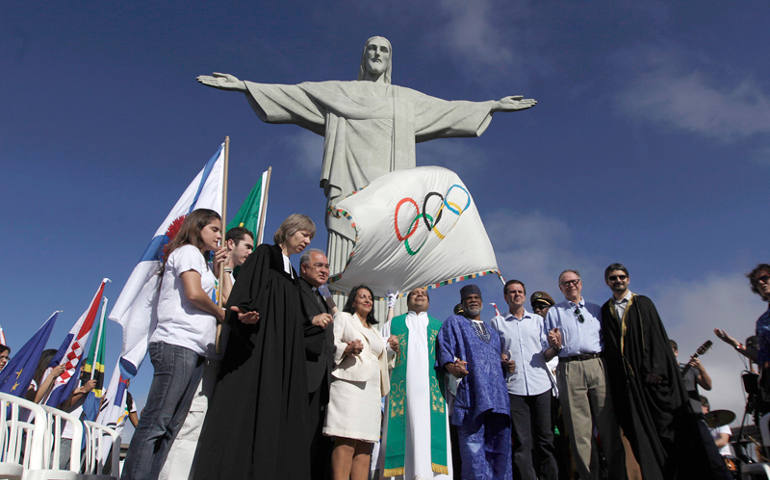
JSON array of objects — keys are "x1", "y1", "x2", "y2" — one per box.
[
  {"x1": 387, "y1": 335, "x2": 400, "y2": 354},
  {"x1": 344, "y1": 339, "x2": 364, "y2": 356},
  {"x1": 445, "y1": 359, "x2": 469, "y2": 378},
  {"x1": 501, "y1": 353, "x2": 516, "y2": 373},
  {"x1": 547, "y1": 328, "x2": 562, "y2": 350}
]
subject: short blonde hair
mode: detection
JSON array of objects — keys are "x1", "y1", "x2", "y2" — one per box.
[{"x1": 273, "y1": 214, "x2": 316, "y2": 245}]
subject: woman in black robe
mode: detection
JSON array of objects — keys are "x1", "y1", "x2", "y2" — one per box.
[{"x1": 194, "y1": 214, "x2": 315, "y2": 480}]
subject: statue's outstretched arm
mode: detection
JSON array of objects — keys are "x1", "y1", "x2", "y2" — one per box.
[
  {"x1": 492, "y1": 95, "x2": 537, "y2": 112},
  {"x1": 196, "y1": 72, "x2": 247, "y2": 92}
]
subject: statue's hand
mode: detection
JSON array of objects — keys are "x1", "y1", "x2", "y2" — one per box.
[
  {"x1": 494, "y1": 95, "x2": 537, "y2": 112},
  {"x1": 196, "y1": 72, "x2": 246, "y2": 92}
]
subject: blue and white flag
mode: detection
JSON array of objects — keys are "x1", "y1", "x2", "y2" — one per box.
[
  {"x1": 108, "y1": 144, "x2": 224, "y2": 379},
  {"x1": 0, "y1": 312, "x2": 59, "y2": 397}
]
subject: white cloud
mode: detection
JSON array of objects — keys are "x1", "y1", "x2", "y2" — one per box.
[
  {"x1": 616, "y1": 49, "x2": 770, "y2": 142},
  {"x1": 422, "y1": 0, "x2": 537, "y2": 75},
  {"x1": 416, "y1": 140, "x2": 488, "y2": 175},
  {"x1": 482, "y1": 210, "x2": 600, "y2": 296},
  {"x1": 282, "y1": 130, "x2": 323, "y2": 178},
  {"x1": 651, "y1": 272, "x2": 765, "y2": 424}
]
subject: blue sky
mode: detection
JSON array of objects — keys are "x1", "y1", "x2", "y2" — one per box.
[{"x1": 2, "y1": 1, "x2": 768, "y2": 429}]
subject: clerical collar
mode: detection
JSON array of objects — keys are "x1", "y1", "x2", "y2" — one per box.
[{"x1": 282, "y1": 254, "x2": 293, "y2": 278}]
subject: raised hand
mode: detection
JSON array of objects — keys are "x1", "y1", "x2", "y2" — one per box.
[
  {"x1": 212, "y1": 247, "x2": 228, "y2": 277},
  {"x1": 713, "y1": 328, "x2": 739, "y2": 348},
  {"x1": 493, "y1": 95, "x2": 537, "y2": 112},
  {"x1": 196, "y1": 72, "x2": 247, "y2": 92}
]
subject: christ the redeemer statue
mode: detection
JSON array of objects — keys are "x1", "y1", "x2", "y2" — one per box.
[{"x1": 198, "y1": 36, "x2": 536, "y2": 280}]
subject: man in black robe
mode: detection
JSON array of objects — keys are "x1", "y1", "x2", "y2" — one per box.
[
  {"x1": 298, "y1": 248, "x2": 335, "y2": 480},
  {"x1": 600, "y1": 262, "x2": 730, "y2": 480},
  {"x1": 194, "y1": 242, "x2": 310, "y2": 480}
]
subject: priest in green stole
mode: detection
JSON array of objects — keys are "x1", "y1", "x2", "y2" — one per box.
[{"x1": 380, "y1": 287, "x2": 452, "y2": 479}]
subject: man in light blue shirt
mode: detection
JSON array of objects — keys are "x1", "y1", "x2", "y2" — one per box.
[
  {"x1": 545, "y1": 269, "x2": 624, "y2": 480},
  {"x1": 491, "y1": 280, "x2": 558, "y2": 480}
]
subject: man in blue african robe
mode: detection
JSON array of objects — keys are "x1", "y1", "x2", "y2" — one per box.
[{"x1": 437, "y1": 284, "x2": 512, "y2": 480}]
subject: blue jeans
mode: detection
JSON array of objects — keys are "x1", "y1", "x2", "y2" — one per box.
[{"x1": 121, "y1": 342, "x2": 204, "y2": 480}]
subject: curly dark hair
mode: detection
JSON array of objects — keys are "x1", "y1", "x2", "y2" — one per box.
[
  {"x1": 343, "y1": 285, "x2": 377, "y2": 325},
  {"x1": 747, "y1": 264, "x2": 770, "y2": 298}
]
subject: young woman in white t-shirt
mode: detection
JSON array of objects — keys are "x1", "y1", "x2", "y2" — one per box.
[{"x1": 123, "y1": 208, "x2": 236, "y2": 480}]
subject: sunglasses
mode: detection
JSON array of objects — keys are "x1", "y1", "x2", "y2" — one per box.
[
  {"x1": 574, "y1": 307, "x2": 585, "y2": 323},
  {"x1": 757, "y1": 275, "x2": 770, "y2": 284},
  {"x1": 560, "y1": 279, "x2": 580, "y2": 287},
  {"x1": 608, "y1": 274, "x2": 628, "y2": 281}
]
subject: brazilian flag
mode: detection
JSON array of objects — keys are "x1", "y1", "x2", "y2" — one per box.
[{"x1": 226, "y1": 169, "x2": 270, "y2": 243}]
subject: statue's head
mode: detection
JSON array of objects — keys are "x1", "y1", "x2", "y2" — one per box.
[{"x1": 358, "y1": 36, "x2": 392, "y2": 84}]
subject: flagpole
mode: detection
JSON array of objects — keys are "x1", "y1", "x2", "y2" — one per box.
[
  {"x1": 216, "y1": 137, "x2": 230, "y2": 354},
  {"x1": 256, "y1": 166, "x2": 272, "y2": 246},
  {"x1": 90, "y1": 297, "x2": 108, "y2": 381},
  {"x1": 219, "y1": 136, "x2": 230, "y2": 307}
]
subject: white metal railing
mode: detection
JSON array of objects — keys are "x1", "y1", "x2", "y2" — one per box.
[{"x1": 0, "y1": 392, "x2": 47, "y2": 479}]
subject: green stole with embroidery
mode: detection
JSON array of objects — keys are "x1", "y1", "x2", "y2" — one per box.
[{"x1": 383, "y1": 313, "x2": 448, "y2": 477}]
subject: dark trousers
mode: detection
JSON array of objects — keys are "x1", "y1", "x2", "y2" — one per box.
[
  {"x1": 308, "y1": 378, "x2": 332, "y2": 480},
  {"x1": 510, "y1": 390, "x2": 559, "y2": 480}
]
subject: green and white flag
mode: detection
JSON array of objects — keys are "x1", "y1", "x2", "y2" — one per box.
[{"x1": 227, "y1": 169, "x2": 270, "y2": 244}]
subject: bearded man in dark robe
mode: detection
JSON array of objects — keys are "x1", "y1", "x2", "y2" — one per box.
[{"x1": 600, "y1": 262, "x2": 730, "y2": 480}]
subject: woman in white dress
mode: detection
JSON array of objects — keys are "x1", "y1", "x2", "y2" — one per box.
[{"x1": 324, "y1": 285, "x2": 390, "y2": 480}]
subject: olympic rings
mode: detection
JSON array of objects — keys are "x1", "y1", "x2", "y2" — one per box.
[
  {"x1": 432, "y1": 201, "x2": 463, "y2": 239},
  {"x1": 392, "y1": 185, "x2": 472, "y2": 256},
  {"x1": 404, "y1": 213, "x2": 434, "y2": 256},
  {"x1": 444, "y1": 184, "x2": 471, "y2": 215},
  {"x1": 394, "y1": 197, "x2": 419, "y2": 241},
  {"x1": 421, "y1": 192, "x2": 444, "y2": 230}
]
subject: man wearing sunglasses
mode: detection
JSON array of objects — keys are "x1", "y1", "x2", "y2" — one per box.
[
  {"x1": 545, "y1": 270, "x2": 625, "y2": 479},
  {"x1": 599, "y1": 263, "x2": 693, "y2": 479}
]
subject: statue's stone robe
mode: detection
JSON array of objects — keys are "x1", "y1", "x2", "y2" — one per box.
[{"x1": 244, "y1": 80, "x2": 496, "y2": 240}]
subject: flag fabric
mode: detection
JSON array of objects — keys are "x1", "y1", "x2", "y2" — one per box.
[
  {"x1": 0, "y1": 312, "x2": 59, "y2": 396},
  {"x1": 96, "y1": 358, "x2": 133, "y2": 463},
  {"x1": 227, "y1": 169, "x2": 269, "y2": 244},
  {"x1": 81, "y1": 297, "x2": 108, "y2": 421},
  {"x1": 43, "y1": 278, "x2": 109, "y2": 408},
  {"x1": 0, "y1": 324, "x2": 7, "y2": 345},
  {"x1": 327, "y1": 166, "x2": 500, "y2": 297},
  {"x1": 108, "y1": 144, "x2": 224, "y2": 382}
]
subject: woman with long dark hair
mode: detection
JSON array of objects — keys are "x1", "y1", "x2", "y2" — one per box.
[
  {"x1": 194, "y1": 213, "x2": 316, "y2": 480},
  {"x1": 122, "y1": 208, "x2": 227, "y2": 480},
  {"x1": 324, "y1": 285, "x2": 390, "y2": 480}
]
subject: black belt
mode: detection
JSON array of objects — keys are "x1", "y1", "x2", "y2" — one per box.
[{"x1": 561, "y1": 352, "x2": 601, "y2": 362}]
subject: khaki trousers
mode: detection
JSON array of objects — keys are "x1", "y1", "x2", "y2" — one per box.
[{"x1": 556, "y1": 357, "x2": 625, "y2": 480}]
